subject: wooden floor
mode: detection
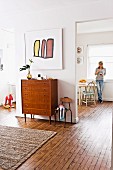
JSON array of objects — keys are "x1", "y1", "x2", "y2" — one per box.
[{"x1": 0, "y1": 102, "x2": 112, "y2": 170}]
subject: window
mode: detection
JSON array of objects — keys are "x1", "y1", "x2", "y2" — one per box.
[{"x1": 87, "y1": 44, "x2": 113, "y2": 80}]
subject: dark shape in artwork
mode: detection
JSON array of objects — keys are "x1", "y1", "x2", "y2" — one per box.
[
  {"x1": 33, "y1": 38, "x2": 54, "y2": 59},
  {"x1": 41, "y1": 39, "x2": 46, "y2": 58},
  {"x1": 34, "y1": 40, "x2": 40, "y2": 57},
  {"x1": 46, "y1": 39, "x2": 54, "y2": 58}
]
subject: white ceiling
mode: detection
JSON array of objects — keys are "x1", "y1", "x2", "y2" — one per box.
[
  {"x1": 77, "y1": 19, "x2": 113, "y2": 33},
  {"x1": 0, "y1": 0, "x2": 104, "y2": 16}
]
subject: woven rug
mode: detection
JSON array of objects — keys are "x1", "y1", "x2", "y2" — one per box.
[{"x1": 0, "y1": 125, "x2": 56, "y2": 170}]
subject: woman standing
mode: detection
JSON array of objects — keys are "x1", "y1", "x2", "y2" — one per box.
[{"x1": 95, "y1": 61, "x2": 106, "y2": 103}]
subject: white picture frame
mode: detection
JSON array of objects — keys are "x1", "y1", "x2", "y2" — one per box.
[{"x1": 25, "y1": 28, "x2": 62, "y2": 70}]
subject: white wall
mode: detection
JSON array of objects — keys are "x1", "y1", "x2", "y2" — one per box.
[{"x1": 77, "y1": 31, "x2": 113, "y2": 101}]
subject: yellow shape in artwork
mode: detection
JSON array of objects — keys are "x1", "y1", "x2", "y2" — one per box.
[{"x1": 34, "y1": 40, "x2": 40, "y2": 57}]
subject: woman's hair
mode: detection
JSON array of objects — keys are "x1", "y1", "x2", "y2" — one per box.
[{"x1": 98, "y1": 61, "x2": 104, "y2": 69}]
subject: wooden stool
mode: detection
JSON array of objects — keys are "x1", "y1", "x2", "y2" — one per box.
[{"x1": 54, "y1": 97, "x2": 72, "y2": 127}]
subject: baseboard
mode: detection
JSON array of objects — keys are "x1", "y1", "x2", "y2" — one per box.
[
  {"x1": 78, "y1": 98, "x2": 113, "y2": 102},
  {"x1": 103, "y1": 98, "x2": 113, "y2": 101},
  {"x1": 96, "y1": 97, "x2": 113, "y2": 101}
]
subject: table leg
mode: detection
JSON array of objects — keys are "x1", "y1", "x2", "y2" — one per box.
[
  {"x1": 59, "y1": 109, "x2": 60, "y2": 121},
  {"x1": 64, "y1": 111, "x2": 66, "y2": 128},
  {"x1": 79, "y1": 87, "x2": 81, "y2": 105},
  {"x1": 49, "y1": 116, "x2": 51, "y2": 124},
  {"x1": 70, "y1": 110, "x2": 72, "y2": 123},
  {"x1": 54, "y1": 113, "x2": 56, "y2": 125}
]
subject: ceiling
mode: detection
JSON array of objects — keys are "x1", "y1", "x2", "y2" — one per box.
[
  {"x1": 0, "y1": 0, "x2": 104, "y2": 16},
  {"x1": 77, "y1": 19, "x2": 113, "y2": 34}
]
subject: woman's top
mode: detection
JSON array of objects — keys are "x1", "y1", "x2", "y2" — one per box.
[{"x1": 95, "y1": 68, "x2": 106, "y2": 80}]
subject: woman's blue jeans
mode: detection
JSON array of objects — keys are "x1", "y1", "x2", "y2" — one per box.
[{"x1": 96, "y1": 80, "x2": 104, "y2": 101}]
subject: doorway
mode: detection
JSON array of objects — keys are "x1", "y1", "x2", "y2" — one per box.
[
  {"x1": 0, "y1": 28, "x2": 16, "y2": 106},
  {"x1": 75, "y1": 18, "x2": 113, "y2": 115},
  {"x1": 75, "y1": 18, "x2": 113, "y2": 169}
]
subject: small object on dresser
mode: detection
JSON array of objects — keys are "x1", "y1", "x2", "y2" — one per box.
[
  {"x1": 19, "y1": 59, "x2": 33, "y2": 80},
  {"x1": 37, "y1": 74, "x2": 41, "y2": 80},
  {"x1": 27, "y1": 70, "x2": 32, "y2": 79},
  {"x1": 43, "y1": 75, "x2": 47, "y2": 79},
  {"x1": 38, "y1": 74, "x2": 41, "y2": 77}
]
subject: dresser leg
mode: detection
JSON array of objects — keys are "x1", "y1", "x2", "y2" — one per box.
[
  {"x1": 54, "y1": 113, "x2": 56, "y2": 125},
  {"x1": 31, "y1": 114, "x2": 32, "y2": 119},
  {"x1": 25, "y1": 114, "x2": 26, "y2": 122},
  {"x1": 71, "y1": 110, "x2": 72, "y2": 124},
  {"x1": 49, "y1": 116, "x2": 51, "y2": 124},
  {"x1": 59, "y1": 109, "x2": 60, "y2": 121},
  {"x1": 64, "y1": 111, "x2": 66, "y2": 128}
]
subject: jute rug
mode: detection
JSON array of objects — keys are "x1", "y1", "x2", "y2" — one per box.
[{"x1": 0, "y1": 125, "x2": 56, "y2": 170}]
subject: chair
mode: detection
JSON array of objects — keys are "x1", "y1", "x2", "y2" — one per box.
[{"x1": 81, "y1": 81, "x2": 96, "y2": 106}]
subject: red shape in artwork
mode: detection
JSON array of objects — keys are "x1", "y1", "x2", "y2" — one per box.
[
  {"x1": 46, "y1": 39, "x2": 54, "y2": 58},
  {"x1": 41, "y1": 39, "x2": 46, "y2": 58}
]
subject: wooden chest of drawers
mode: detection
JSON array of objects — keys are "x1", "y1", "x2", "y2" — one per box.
[{"x1": 21, "y1": 79, "x2": 58, "y2": 123}]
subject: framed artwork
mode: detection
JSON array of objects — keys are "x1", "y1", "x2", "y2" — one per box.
[
  {"x1": 77, "y1": 56, "x2": 83, "y2": 64},
  {"x1": 77, "y1": 46, "x2": 83, "y2": 54},
  {"x1": 25, "y1": 28, "x2": 62, "y2": 70}
]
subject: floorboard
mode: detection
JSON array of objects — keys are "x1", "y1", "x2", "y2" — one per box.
[{"x1": 0, "y1": 102, "x2": 112, "y2": 170}]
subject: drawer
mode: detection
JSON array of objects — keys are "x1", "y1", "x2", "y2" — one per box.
[
  {"x1": 22, "y1": 86, "x2": 32, "y2": 91},
  {"x1": 22, "y1": 108, "x2": 30, "y2": 114},
  {"x1": 31, "y1": 88, "x2": 50, "y2": 93},
  {"x1": 22, "y1": 108, "x2": 51, "y2": 116},
  {"x1": 22, "y1": 82, "x2": 34, "y2": 87},
  {"x1": 22, "y1": 93, "x2": 50, "y2": 103},
  {"x1": 35, "y1": 81, "x2": 50, "y2": 87},
  {"x1": 22, "y1": 87, "x2": 50, "y2": 93},
  {"x1": 22, "y1": 99, "x2": 50, "y2": 104},
  {"x1": 22, "y1": 103, "x2": 50, "y2": 109},
  {"x1": 22, "y1": 80, "x2": 50, "y2": 87}
]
